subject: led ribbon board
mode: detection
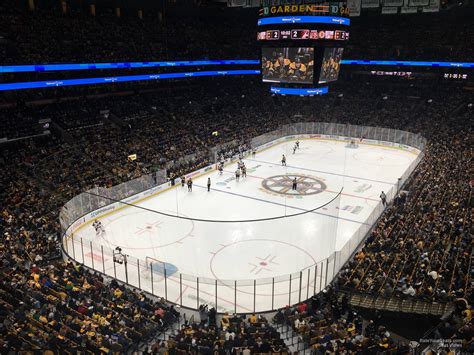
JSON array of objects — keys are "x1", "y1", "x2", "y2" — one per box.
[
  {"x1": 0, "y1": 60, "x2": 261, "y2": 74},
  {"x1": 270, "y1": 86, "x2": 329, "y2": 96},
  {"x1": 340, "y1": 60, "x2": 474, "y2": 68},
  {"x1": 1, "y1": 60, "x2": 472, "y2": 91},
  {"x1": 0, "y1": 70, "x2": 261, "y2": 91},
  {"x1": 2, "y1": 59, "x2": 472, "y2": 74},
  {"x1": 258, "y1": 16, "x2": 350, "y2": 26}
]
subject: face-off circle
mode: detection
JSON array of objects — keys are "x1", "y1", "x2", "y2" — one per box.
[
  {"x1": 210, "y1": 239, "x2": 316, "y2": 281},
  {"x1": 262, "y1": 175, "x2": 326, "y2": 196}
]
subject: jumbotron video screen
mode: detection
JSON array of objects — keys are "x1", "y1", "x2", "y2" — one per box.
[
  {"x1": 318, "y1": 47, "x2": 344, "y2": 84},
  {"x1": 261, "y1": 47, "x2": 314, "y2": 84}
]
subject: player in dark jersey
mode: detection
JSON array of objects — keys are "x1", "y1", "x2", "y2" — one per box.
[{"x1": 241, "y1": 165, "x2": 247, "y2": 178}]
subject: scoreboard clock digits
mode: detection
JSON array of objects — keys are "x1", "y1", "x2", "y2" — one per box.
[
  {"x1": 257, "y1": 29, "x2": 349, "y2": 41},
  {"x1": 266, "y1": 30, "x2": 280, "y2": 40},
  {"x1": 291, "y1": 29, "x2": 310, "y2": 39}
]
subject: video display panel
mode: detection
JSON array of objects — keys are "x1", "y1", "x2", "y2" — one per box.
[
  {"x1": 318, "y1": 47, "x2": 344, "y2": 84},
  {"x1": 262, "y1": 47, "x2": 314, "y2": 84},
  {"x1": 257, "y1": 29, "x2": 349, "y2": 42}
]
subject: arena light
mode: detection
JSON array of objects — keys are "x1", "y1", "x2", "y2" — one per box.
[
  {"x1": 0, "y1": 59, "x2": 261, "y2": 74},
  {"x1": 0, "y1": 70, "x2": 261, "y2": 91}
]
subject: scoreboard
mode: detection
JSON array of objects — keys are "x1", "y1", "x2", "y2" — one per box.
[
  {"x1": 258, "y1": 29, "x2": 349, "y2": 41},
  {"x1": 258, "y1": 1, "x2": 350, "y2": 95}
]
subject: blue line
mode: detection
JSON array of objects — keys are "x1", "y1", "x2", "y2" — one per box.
[
  {"x1": 193, "y1": 183, "x2": 370, "y2": 226},
  {"x1": 247, "y1": 158, "x2": 395, "y2": 185}
]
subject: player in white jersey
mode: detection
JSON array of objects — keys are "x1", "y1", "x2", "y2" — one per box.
[
  {"x1": 235, "y1": 169, "x2": 241, "y2": 182},
  {"x1": 296, "y1": 140, "x2": 300, "y2": 149},
  {"x1": 92, "y1": 219, "x2": 104, "y2": 236}
]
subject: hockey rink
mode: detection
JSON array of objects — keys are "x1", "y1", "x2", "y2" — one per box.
[{"x1": 66, "y1": 138, "x2": 419, "y2": 312}]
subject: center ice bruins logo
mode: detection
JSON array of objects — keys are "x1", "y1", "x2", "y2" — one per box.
[{"x1": 262, "y1": 175, "x2": 326, "y2": 196}]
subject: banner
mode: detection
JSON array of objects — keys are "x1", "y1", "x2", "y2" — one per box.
[
  {"x1": 408, "y1": 0, "x2": 429, "y2": 5},
  {"x1": 347, "y1": 0, "x2": 362, "y2": 16},
  {"x1": 382, "y1": 0, "x2": 403, "y2": 6},
  {"x1": 381, "y1": 6, "x2": 398, "y2": 13},
  {"x1": 228, "y1": 0, "x2": 259, "y2": 7},
  {"x1": 227, "y1": 0, "x2": 246, "y2": 6},
  {"x1": 362, "y1": 0, "x2": 380, "y2": 8},
  {"x1": 423, "y1": 0, "x2": 440, "y2": 12},
  {"x1": 401, "y1": 5, "x2": 417, "y2": 12}
]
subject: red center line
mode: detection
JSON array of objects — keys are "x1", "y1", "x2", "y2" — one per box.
[{"x1": 223, "y1": 170, "x2": 379, "y2": 202}]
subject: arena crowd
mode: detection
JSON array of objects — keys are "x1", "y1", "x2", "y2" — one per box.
[
  {"x1": 1, "y1": 77, "x2": 472, "y2": 352},
  {"x1": 0, "y1": 1, "x2": 472, "y2": 353}
]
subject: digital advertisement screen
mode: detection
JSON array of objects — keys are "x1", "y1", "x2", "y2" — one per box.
[
  {"x1": 262, "y1": 47, "x2": 314, "y2": 84},
  {"x1": 318, "y1": 47, "x2": 344, "y2": 84}
]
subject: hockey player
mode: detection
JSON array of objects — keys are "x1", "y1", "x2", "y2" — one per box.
[
  {"x1": 292, "y1": 177, "x2": 298, "y2": 191},
  {"x1": 181, "y1": 176, "x2": 186, "y2": 188},
  {"x1": 293, "y1": 145, "x2": 297, "y2": 154},
  {"x1": 218, "y1": 163, "x2": 224, "y2": 175},
  {"x1": 281, "y1": 154, "x2": 286, "y2": 166},
  {"x1": 187, "y1": 178, "x2": 193, "y2": 192},
  {"x1": 93, "y1": 219, "x2": 104, "y2": 236},
  {"x1": 380, "y1": 191, "x2": 387, "y2": 206},
  {"x1": 241, "y1": 165, "x2": 247, "y2": 178},
  {"x1": 207, "y1": 177, "x2": 211, "y2": 192},
  {"x1": 296, "y1": 140, "x2": 300, "y2": 149},
  {"x1": 235, "y1": 169, "x2": 241, "y2": 182}
]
